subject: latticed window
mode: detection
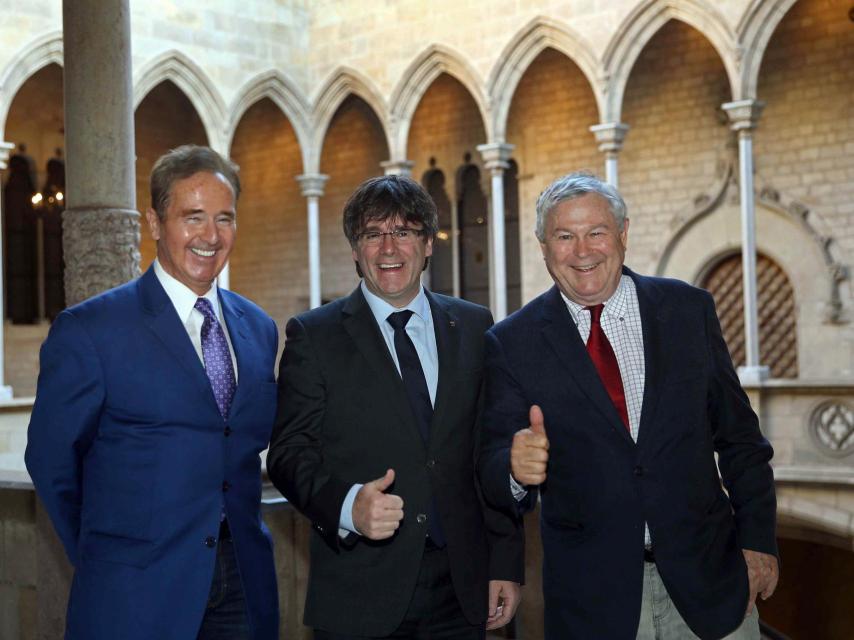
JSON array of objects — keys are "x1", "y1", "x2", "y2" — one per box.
[{"x1": 700, "y1": 253, "x2": 798, "y2": 378}]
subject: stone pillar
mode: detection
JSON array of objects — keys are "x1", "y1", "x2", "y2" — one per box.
[
  {"x1": 477, "y1": 142, "x2": 514, "y2": 321},
  {"x1": 62, "y1": 0, "x2": 139, "y2": 307},
  {"x1": 722, "y1": 99, "x2": 769, "y2": 384},
  {"x1": 0, "y1": 141, "x2": 15, "y2": 399},
  {"x1": 380, "y1": 159, "x2": 415, "y2": 177},
  {"x1": 589, "y1": 123, "x2": 629, "y2": 187},
  {"x1": 296, "y1": 174, "x2": 329, "y2": 309}
]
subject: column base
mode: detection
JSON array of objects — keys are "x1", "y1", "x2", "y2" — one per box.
[
  {"x1": 737, "y1": 365, "x2": 770, "y2": 386},
  {"x1": 0, "y1": 386, "x2": 12, "y2": 401}
]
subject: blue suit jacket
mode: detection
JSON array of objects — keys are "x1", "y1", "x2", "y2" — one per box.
[
  {"x1": 478, "y1": 268, "x2": 777, "y2": 640},
  {"x1": 26, "y1": 266, "x2": 280, "y2": 640}
]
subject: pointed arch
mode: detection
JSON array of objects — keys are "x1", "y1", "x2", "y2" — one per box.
[
  {"x1": 311, "y1": 67, "x2": 390, "y2": 173},
  {"x1": 488, "y1": 16, "x2": 604, "y2": 141},
  {"x1": 226, "y1": 69, "x2": 311, "y2": 172},
  {"x1": 388, "y1": 44, "x2": 489, "y2": 160},
  {"x1": 133, "y1": 50, "x2": 227, "y2": 152},
  {"x1": 735, "y1": 0, "x2": 800, "y2": 100},
  {"x1": 602, "y1": 0, "x2": 738, "y2": 122},
  {"x1": 0, "y1": 31, "x2": 63, "y2": 138}
]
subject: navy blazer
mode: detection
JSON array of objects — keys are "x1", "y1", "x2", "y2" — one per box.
[
  {"x1": 26, "y1": 266, "x2": 280, "y2": 640},
  {"x1": 478, "y1": 268, "x2": 777, "y2": 640}
]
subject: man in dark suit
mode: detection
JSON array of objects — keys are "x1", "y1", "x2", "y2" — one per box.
[
  {"x1": 26, "y1": 145, "x2": 279, "y2": 640},
  {"x1": 267, "y1": 175, "x2": 524, "y2": 638},
  {"x1": 477, "y1": 172, "x2": 779, "y2": 639}
]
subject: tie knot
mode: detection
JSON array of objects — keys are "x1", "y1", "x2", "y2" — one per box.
[
  {"x1": 586, "y1": 304, "x2": 604, "y2": 325},
  {"x1": 194, "y1": 297, "x2": 216, "y2": 320},
  {"x1": 387, "y1": 310, "x2": 414, "y2": 331}
]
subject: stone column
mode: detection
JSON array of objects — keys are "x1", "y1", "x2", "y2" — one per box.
[
  {"x1": 62, "y1": 0, "x2": 139, "y2": 307},
  {"x1": 722, "y1": 99, "x2": 769, "y2": 384},
  {"x1": 589, "y1": 123, "x2": 629, "y2": 187},
  {"x1": 0, "y1": 141, "x2": 15, "y2": 399},
  {"x1": 476, "y1": 142, "x2": 514, "y2": 321},
  {"x1": 296, "y1": 174, "x2": 329, "y2": 309},
  {"x1": 380, "y1": 159, "x2": 415, "y2": 177}
]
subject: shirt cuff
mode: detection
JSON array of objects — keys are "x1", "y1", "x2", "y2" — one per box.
[
  {"x1": 510, "y1": 474, "x2": 528, "y2": 501},
  {"x1": 338, "y1": 483, "x2": 363, "y2": 538}
]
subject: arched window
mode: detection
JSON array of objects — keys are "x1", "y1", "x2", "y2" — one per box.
[
  {"x1": 423, "y1": 159, "x2": 453, "y2": 297},
  {"x1": 700, "y1": 253, "x2": 798, "y2": 378},
  {"x1": 456, "y1": 156, "x2": 489, "y2": 306},
  {"x1": 504, "y1": 159, "x2": 521, "y2": 313}
]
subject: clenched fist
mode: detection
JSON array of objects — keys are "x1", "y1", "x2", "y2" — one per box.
[
  {"x1": 352, "y1": 469, "x2": 404, "y2": 540},
  {"x1": 510, "y1": 405, "x2": 549, "y2": 486}
]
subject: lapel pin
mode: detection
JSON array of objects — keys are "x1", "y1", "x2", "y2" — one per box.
[{"x1": 449, "y1": 320, "x2": 456, "y2": 327}]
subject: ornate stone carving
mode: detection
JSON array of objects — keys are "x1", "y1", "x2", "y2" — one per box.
[
  {"x1": 63, "y1": 208, "x2": 141, "y2": 307},
  {"x1": 809, "y1": 400, "x2": 854, "y2": 457}
]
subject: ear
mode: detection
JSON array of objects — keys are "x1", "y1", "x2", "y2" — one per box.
[
  {"x1": 146, "y1": 208, "x2": 161, "y2": 241},
  {"x1": 620, "y1": 217, "x2": 630, "y2": 249},
  {"x1": 424, "y1": 234, "x2": 434, "y2": 257}
]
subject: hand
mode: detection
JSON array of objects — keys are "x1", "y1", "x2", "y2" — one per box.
[
  {"x1": 743, "y1": 549, "x2": 779, "y2": 616},
  {"x1": 486, "y1": 580, "x2": 521, "y2": 630},
  {"x1": 352, "y1": 469, "x2": 404, "y2": 540},
  {"x1": 510, "y1": 405, "x2": 549, "y2": 485}
]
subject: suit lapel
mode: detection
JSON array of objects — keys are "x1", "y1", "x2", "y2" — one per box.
[
  {"x1": 342, "y1": 287, "x2": 426, "y2": 448},
  {"x1": 138, "y1": 267, "x2": 220, "y2": 415},
  {"x1": 426, "y1": 291, "x2": 458, "y2": 444},
  {"x1": 540, "y1": 285, "x2": 634, "y2": 444},
  {"x1": 219, "y1": 290, "x2": 253, "y2": 418},
  {"x1": 628, "y1": 269, "x2": 667, "y2": 448}
]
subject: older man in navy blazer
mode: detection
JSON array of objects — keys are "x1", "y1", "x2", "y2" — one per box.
[
  {"x1": 478, "y1": 172, "x2": 779, "y2": 639},
  {"x1": 26, "y1": 145, "x2": 279, "y2": 640}
]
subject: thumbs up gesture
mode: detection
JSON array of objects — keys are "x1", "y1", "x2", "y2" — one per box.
[
  {"x1": 352, "y1": 469, "x2": 405, "y2": 540},
  {"x1": 510, "y1": 405, "x2": 550, "y2": 486}
]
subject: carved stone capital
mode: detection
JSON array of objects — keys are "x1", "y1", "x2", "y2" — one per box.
[
  {"x1": 476, "y1": 143, "x2": 515, "y2": 173},
  {"x1": 589, "y1": 122, "x2": 630, "y2": 154},
  {"x1": 63, "y1": 208, "x2": 141, "y2": 306},
  {"x1": 379, "y1": 160, "x2": 415, "y2": 177},
  {"x1": 296, "y1": 173, "x2": 329, "y2": 198},
  {"x1": 0, "y1": 141, "x2": 15, "y2": 169},
  {"x1": 721, "y1": 99, "x2": 765, "y2": 132}
]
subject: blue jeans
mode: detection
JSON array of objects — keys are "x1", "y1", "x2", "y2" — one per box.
[{"x1": 197, "y1": 524, "x2": 251, "y2": 640}]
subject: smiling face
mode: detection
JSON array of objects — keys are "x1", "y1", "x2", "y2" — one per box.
[
  {"x1": 352, "y1": 216, "x2": 433, "y2": 308},
  {"x1": 146, "y1": 171, "x2": 236, "y2": 295},
  {"x1": 539, "y1": 192, "x2": 628, "y2": 306}
]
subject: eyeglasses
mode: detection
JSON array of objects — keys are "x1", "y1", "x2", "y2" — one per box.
[{"x1": 357, "y1": 228, "x2": 425, "y2": 246}]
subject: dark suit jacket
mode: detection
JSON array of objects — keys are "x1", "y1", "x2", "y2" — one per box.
[
  {"x1": 267, "y1": 286, "x2": 524, "y2": 636},
  {"x1": 25, "y1": 266, "x2": 280, "y2": 640},
  {"x1": 478, "y1": 268, "x2": 777, "y2": 640}
]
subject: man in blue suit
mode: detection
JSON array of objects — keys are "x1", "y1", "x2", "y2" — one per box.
[
  {"x1": 26, "y1": 145, "x2": 279, "y2": 640},
  {"x1": 478, "y1": 172, "x2": 779, "y2": 639}
]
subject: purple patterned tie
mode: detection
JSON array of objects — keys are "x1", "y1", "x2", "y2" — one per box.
[{"x1": 195, "y1": 298, "x2": 236, "y2": 419}]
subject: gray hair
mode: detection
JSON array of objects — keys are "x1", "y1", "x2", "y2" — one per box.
[{"x1": 534, "y1": 172, "x2": 627, "y2": 241}]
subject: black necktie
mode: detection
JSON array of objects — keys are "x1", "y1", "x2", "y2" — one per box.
[{"x1": 386, "y1": 310, "x2": 446, "y2": 547}]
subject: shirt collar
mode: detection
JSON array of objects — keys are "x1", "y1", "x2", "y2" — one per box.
[
  {"x1": 153, "y1": 259, "x2": 220, "y2": 323},
  {"x1": 361, "y1": 281, "x2": 431, "y2": 328},
  {"x1": 560, "y1": 274, "x2": 630, "y2": 325}
]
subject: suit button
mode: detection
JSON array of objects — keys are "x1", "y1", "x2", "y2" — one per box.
[
  {"x1": 204, "y1": 536, "x2": 216, "y2": 548},
  {"x1": 634, "y1": 465, "x2": 644, "y2": 477},
  {"x1": 416, "y1": 513, "x2": 427, "y2": 524},
  {"x1": 222, "y1": 481, "x2": 231, "y2": 492},
  {"x1": 426, "y1": 459, "x2": 436, "y2": 469},
  {"x1": 224, "y1": 426, "x2": 232, "y2": 437}
]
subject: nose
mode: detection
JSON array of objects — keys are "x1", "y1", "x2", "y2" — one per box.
[
  {"x1": 379, "y1": 232, "x2": 396, "y2": 253},
  {"x1": 572, "y1": 236, "x2": 589, "y2": 257},
  {"x1": 200, "y1": 217, "x2": 219, "y2": 245}
]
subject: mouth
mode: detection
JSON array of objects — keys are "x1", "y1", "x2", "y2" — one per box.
[
  {"x1": 572, "y1": 264, "x2": 599, "y2": 273},
  {"x1": 377, "y1": 263, "x2": 403, "y2": 270},
  {"x1": 191, "y1": 247, "x2": 216, "y2": 258}
]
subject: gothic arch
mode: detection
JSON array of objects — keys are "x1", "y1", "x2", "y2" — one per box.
[
  {"x1": 388, "y1": 44, "x2": 489, "y2": 161},
  {"x1": 0, "y1": 31, "x2": 63, "y2": 139},
  {"x1": 735, "y1": 0, "x2": 801, "y2": 99},
  {"x1": 602, "y1": 0, "x2": 738, "y2": 122},
  {"x1": 311, "y1": 67, "x2": 391, "y2": 174},
  {"x1": 777, "y1": 494, "x2": 854, "y2": 546},
  {"x1": 488, "y1": 16, "x2": 604, "y2": 141},
  {"x1": 133, "y1": 50, "x2": 227, "y2": 152},
  {"x1": 226, "y1": 70, "x2": 311, "y2": 172}
]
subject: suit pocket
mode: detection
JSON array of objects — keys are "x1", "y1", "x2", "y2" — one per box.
[{"x1": 79, "y1": 531, "x2": 155, "y2": 568}]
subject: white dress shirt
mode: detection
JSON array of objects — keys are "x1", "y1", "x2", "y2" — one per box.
[{"x1": 152, "y1": 259, "x2": 238, "y2": 381}]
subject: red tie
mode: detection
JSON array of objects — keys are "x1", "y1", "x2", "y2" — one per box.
[{"x1": 586, "y1": 304, "x2": 630, "y2": 432}]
